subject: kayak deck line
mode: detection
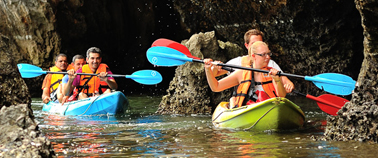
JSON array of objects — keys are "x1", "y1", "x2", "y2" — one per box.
[
  {"x1": 43, "y1": 91, "x2": 129, "y2": 116},
  {"x1": 212, "y1": 97, "x2": 305, "y2": 131}
]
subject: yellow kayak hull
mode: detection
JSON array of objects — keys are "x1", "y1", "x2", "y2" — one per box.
[{"x1": 212, "y1": 97, "x2": 305, "y2": 131}]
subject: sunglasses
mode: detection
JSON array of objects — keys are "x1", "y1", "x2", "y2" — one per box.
[{"x1": 254, "y1": 52, "x2": 272, "y2": 57}]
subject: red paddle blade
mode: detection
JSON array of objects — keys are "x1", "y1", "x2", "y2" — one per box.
[
  {"x1": 151, "y1": 38, "x2": 200, "y2": 59},
  {"x1": 307, "y1": 94, "x2": 349, "y2": 116}
]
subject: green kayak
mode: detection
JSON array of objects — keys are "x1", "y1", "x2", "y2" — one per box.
[{"x1": 212, "y1": 97, "x2": 305, "y2": 131}]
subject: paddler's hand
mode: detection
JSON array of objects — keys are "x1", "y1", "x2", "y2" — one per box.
[
  {"x1": 42, "y1": 96, "x2": 51, "y2": 104},
  {"x1": 211, "y1": 61, "x2": 223, "y2": 71},
  {"x1": 67, "y1": 69, "x2": 77, "y2": 80},
  {"x1": 203, "y1": 58, "x2": 214, "y2": 70},
  {"x1": 284, "y1": 83, "x2": 294, "y2": 93},
  {"x1": 268, "y1": 68, "x2": 281, "y2": 82},
  {"x1": 98, "y1": 72, "x2": 108, "y2": 81},
  {"x1": 61, "y1": 96, "x2": 68, "y2": 105}
]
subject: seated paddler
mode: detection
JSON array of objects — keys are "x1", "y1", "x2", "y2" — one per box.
[
  {"x1": 59, "y1": 54, "x2": 86, "y2": 104},
  {"x1": 64, "y1": 47, "x2": 118, "y2": 100},
  {"x1": 203, "y1": 41, "x2": 287, "y2": 108},
  {"x1": 41, "y1": 53, "x2": 71, "y2": 104}
]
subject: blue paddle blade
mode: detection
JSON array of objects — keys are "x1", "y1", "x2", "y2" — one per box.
[
  {"x1": 305, "y1": 73, "x2": 356, "y2": 95},
  {"x1": 126, "y1": 70, "x2": 162, "y2": 85},
  {"x1": 146, "y1": 46, "x2": 193, "y2": 66},
  {"x1": 17, "y1": 63, "x2": 46, "y2": 78}
]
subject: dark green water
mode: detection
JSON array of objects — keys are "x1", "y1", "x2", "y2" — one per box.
[{"x1": 31, "y1": 95, "x2": 378, "y2": 157}]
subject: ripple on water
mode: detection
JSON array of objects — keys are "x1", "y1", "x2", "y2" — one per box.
[{"x1": 31, "y1": 96, "x2": 378, "y2": 157}]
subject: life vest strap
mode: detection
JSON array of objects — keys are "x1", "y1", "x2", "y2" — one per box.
[
  {"x1": 255, "y1": 80, "x2": 272, "y2": 85},
  {"x1": 240, "y1": 80, "x2": 252, "y2": 84},
  {"x1": 78, "y1": 75, "x2": 94, "y2": 96},
  {"x1": 49, "y1": 79, "x2": 62, "y2": 90},
  {"x1": 98, "y1": 85, "x2": 110, "y2": 94}
]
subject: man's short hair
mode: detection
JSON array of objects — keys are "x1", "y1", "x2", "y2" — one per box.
[
  {"x1": 55, "y1": 53, "x2": 67, "y2": 61},
  {"x1": 72, "y1": 54, "x2": 85, "y2": 63},
  {"x1": 86, "y1": 47, "x2": 102, "y2": 58},
  {"x1": 244, "y1": 29, "x2": 264, "y2": 44}
]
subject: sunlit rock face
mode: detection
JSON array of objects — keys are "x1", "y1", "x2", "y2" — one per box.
[
  {"x1": 0, "y1": 39, "x2": 31, "y2": 107},
  {"x1": 156, "y1": 31, "x2": 243, "y2": 114},
  {"x1": 0, "y1": 0, "x2": 34, "y2": 109},
  {"x1": 0, "y1": 0, "x2": 62, "y2": 97},
  {"x1": 0, "y1": 1, "x2": 55, "y2": 156},
  {"x1": 324, "y1": 0, "x2": 378, "y2": 142}
]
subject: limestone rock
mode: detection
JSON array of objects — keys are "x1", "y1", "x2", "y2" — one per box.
[
  {"x1": 0, "y1": 1, "x2": 56, "y2": 156},
  {"x1": 0, "y1": 33, "x2": 31, "y2": 108},
  {"x1": 156, "y1": 31, "x2": 243, "y2": 114},
  {"x1": 323, "y1": 0, "x2": 378, "y2": 142},
  {"x1": 0, "y1": 105, "x2": 55, "y2": 157}
]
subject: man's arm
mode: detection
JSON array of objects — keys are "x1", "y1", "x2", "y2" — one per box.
[
  {"x1": 99, "y1": 68, "x2": 117, "y2": 90},
  {"x1": 57, "y1": 84, "x2": 66, "y2": 103},
  {"x1": 42, "y1": 87, "x2": 51, "y2": 104},
  {"x1": 41, "y1": 75, "x2": 51, "y2": 103},
  {"x1": 63, "y1": 70, "x2": 77, "y2": 96},
  {"x1": 106, "y1": 79, "x2": 118, "y2": 90},
  {"x1": 98, "y1": 72, "x2": 117, "y2": 90}
]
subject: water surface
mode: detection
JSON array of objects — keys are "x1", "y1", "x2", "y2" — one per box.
[{"x1": 31, "y1": 95, "x2": 378, "y2": 157}]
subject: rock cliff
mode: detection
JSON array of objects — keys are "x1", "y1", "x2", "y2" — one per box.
[
  {"x1": 156, "y1": 31, "x2": 242, "y2": 114},
  {"x1": 324, "y1": 0, "x2": 378, "y2": 143},
  {"x1": 0, "y1": 0, "x2": 57, "y2": 156}
]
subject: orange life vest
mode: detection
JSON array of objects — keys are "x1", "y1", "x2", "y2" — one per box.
[
  {"x1": 259, "y1": 71, "x2": 277, "y2": 98},
  {"x1": 67, "y1": 64, "x2": 74, "y2": 71},
  {"x1": 78, "y1": 64, "x2": 110, "y2": 95},
  {"x1": 230, "y1": 56, "x2": 251, "y2": 96},
  {"x1": 234, "y1": 67, "x2": 277, "y2": 108}
]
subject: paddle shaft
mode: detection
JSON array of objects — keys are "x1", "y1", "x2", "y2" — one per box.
[
  {"x1": 293, "y1": 91, "x2": 342, "y2": 109},
  {"x1": 192, "y1": 59, "x2": 305, "y2": 78},
  {"x1": 146, "y1": 46, "x2": 356, "y2": 95},
  {"x1": 44, "y1": 71, "x2": 127, "y2": 78}
]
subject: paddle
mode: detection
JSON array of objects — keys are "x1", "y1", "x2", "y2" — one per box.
[
  {"x1": 146, "y1": 46, "x2": 356, "y2": 95},
  {"x1": 208, "y1": 61, "x2": 347, "y2": 116},
  {"x1": 151, "y1": 38, "x2": 200, "y2": 59},
  {"x1": 17, "y1": 63, "x2": 162, "y2": 85},
  {"x1": 292, "y1": 91, "x2": 349, "y2": 116}
]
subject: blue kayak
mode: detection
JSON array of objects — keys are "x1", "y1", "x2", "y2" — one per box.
[{"x1": 42, "y1": 91, "x2": 129, "y2": 116}]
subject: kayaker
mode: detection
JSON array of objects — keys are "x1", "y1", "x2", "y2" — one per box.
[
  {"x1": 64, "y1": 47, "x2": 118, "y2": 100},
  {"x1": 209, "y1": 29, "x2": 294, "y2": 106},
  {"x1": 58, "y1": 54, "x2": 86, "y2": 104},
  {"x1": 204, "y1": 41, "x2": 287, "y2": 108},
  {"x1": 41, "y1": 54, "x2": 70, "y2": 104}
]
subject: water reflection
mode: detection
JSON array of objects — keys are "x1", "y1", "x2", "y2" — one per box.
[
  {"x1": 30, "y1": 96, "x2": 378, "y2": 157},
  {"x1": 41, "y1": 114, "x2": 168, "y2": 157}
]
